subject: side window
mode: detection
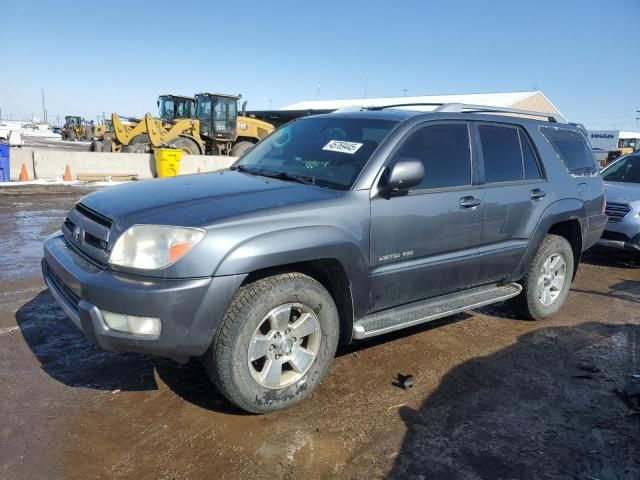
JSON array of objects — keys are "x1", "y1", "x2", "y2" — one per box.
[
  {"x1": 395, "y1": 123, "x2": 471, "y2": 189},
  {"x1": 540, "y1": 126, "x2": 597, "y2": 175},
  {"x1": 479, "y1": 125, "x2": 523, "y2": 183},
  {"x1": 520, "y1": 131, "x2": 542, "y2": 180}
]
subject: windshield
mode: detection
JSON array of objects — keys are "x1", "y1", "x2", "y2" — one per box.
[
  {"x1": 196, "y1": 95, "x2": 212, "y2": 121},
  {"x1": 159, "y1": 97, "x2": 174, "y2": 121},
  {"x1": 235, "y1": 117, "x2": 398, "y2": 190},
  {"x1": 618, "y1": 138, "x2": 640, "y2": 151},
  {"x1": 66, "y1": 117, "x2": 80, "y2": 126},
  {"x1": 602, "y1": 155, "x2": 640, "y2": 183}
]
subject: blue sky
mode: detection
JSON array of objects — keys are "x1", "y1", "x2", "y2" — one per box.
[{"x1": 2, "y1": 0, "x2": 639, "y2": 129}]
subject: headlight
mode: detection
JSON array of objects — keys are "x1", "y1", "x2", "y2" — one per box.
[{"x1": 109, "y1": 225, "x2": 205, "y2": 270}]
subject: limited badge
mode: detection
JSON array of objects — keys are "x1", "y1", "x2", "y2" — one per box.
[{"x1": 322, "y1": 140, "x2": 363, "y2": 154}]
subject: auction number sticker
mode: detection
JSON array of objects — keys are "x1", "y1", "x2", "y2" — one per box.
[{"x1": 323, "y1": 140, "x2": 363, "y2": 154}]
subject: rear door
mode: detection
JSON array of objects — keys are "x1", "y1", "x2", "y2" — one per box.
[
  {"x1": 369, "y1": 122, "x2": 485, "y2": 311},
  {"x1": 474, "y1": 123, "x2": 552, "y2": 283}
]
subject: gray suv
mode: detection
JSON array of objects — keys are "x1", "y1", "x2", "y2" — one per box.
[{"x1": 42, "y1": 104, "x2": 606, "y2": 412}]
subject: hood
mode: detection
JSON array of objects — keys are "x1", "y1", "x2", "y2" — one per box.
[
  {"x1": 604, "y1": 181, "x2": 640, "y2": 204},
  {"x1": 80, "y1": 170, "x2": 343, "y2": 231}
]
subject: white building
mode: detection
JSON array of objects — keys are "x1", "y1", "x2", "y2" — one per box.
[{"x1": 280, "y1": 90, "x2": 563, "y2": 115}]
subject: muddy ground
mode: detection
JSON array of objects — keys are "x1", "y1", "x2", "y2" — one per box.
[{"x1": 1, "y1": 185, "x2": 638, "y2": 480}]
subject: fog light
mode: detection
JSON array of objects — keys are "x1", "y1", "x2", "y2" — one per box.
[{"x1": 102, "y1": 311, "x2": 161, "y2": 336}]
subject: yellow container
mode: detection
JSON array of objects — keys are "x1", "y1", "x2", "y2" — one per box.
[{"x1": 153, "y1": 148, "x2": 182, "y2": 177}]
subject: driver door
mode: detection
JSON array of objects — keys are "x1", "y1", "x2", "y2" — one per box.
[{"x1": 369, "y1": 122, "x2": 484, "y2": 311}]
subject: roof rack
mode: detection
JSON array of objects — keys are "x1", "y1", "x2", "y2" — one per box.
[{"x1": 365, "y1": 102, "x2": 567, "y2": 123}]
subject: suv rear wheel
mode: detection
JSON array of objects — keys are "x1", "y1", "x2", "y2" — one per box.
[
  {"x1": 511, "y1": 234, "x2": 574, "y2": 320},
  {"x1": 204, "y1": 272, "x2": 339, "y2": 413}
]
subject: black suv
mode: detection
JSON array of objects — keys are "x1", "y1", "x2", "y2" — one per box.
[{"x1": 42, "y1": 104, "x2": 606, "y2": 412}]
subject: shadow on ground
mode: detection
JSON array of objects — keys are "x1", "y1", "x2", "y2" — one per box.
[
  {"x1": 15, "y1": 290, "x2": 241, "y2": 413},
  {"x1": 582, "y1": 248, "x2": 640, "y2": 270},
  {"x1": 572, "y1": 279, "x2": 640, "y2": 305},
  {"x1": 15, "y1": 290, "x2": 475, "y2": 414},
  {"x1": 387, "y1": 321, "x2": 640, "y2": 479}
]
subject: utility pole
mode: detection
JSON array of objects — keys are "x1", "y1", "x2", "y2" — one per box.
[
  {"x1": 41, "y1": 89, "x2": 47, "y2": 123},
  {"x1": 317, "y1": 82, "x2": 320, "y2": 101},
  {"x1": 269, "y1": 99, "x2": 272, "y2": 110},
  {"x1": 364, "y1": 76, "x2": 368, "y2": 99}
]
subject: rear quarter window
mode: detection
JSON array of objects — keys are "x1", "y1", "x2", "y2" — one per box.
[{"x1": 540, "y1": 126, "x2": 598, "y2": 175}]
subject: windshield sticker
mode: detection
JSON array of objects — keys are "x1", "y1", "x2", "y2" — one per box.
[{"x1": 323, "y1": 140, "x2": 363, "y2": 154}]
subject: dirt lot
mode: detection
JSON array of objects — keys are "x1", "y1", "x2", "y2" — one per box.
[{"x1": 1, "y1": 185, "x2": 638, "y2": 480}]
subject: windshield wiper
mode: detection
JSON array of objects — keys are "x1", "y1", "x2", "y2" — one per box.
[
  {"x1": 232, "y1": 165, "x2": 317, "y2": 186},
  {"x1": 230, "y1": 164, "x2": 261, "y2": 175},
  {"x1": 265, "y1": 171, "x2": 316, "y2": 186}
]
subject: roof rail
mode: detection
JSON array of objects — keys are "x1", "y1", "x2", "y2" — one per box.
[{"x1": 365, "y1": 102, "x2": 567, "y2": 123}]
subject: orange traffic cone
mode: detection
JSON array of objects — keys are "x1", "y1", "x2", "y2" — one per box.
[
  {"x1": 19, "y1": 163, "x2": 29, "y2": 181},
  {"x1": 63, "y1": 164, "x2": 73, "y2": 181}
]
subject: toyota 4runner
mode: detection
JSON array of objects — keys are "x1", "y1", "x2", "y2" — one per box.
[{"x1": 42, "y1": 103, "x2": 606, "y2": 412}]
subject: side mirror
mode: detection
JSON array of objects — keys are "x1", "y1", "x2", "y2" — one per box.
[{"x1": 384, "y1": 158, "x2": 424, "y2": 192}]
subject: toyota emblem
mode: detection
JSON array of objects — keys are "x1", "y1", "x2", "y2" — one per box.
[{"x1": 73, "y1": 226, "x2": 81, "y2": 243}]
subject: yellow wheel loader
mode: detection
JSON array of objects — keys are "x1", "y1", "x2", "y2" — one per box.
[
  {"x1": 93, "y1": 93, "x2": 274, "y2": 156},
  {"x1": 62, "y1": 116, "x2": 109, "y2": 141},
  {"x1": 94, "y1": 94, "x2": 198, "y2": 153},
  {"x1": 195, "y1": 92, "x2": 274, "y2": 156}
]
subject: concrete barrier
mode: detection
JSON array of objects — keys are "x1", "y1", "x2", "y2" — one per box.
[
  {"x1": 33, "y1": 150, "x2": 155, "y2": 180},
  {"x1": 9, "y1": 148, "x2": 35, "y2": 180},
  {"x1": 18, "y1": 149, "x2": 238, "y2": 180},
  {"x1": 179, "y1": 155, "x2": 236, "y2": 175}
]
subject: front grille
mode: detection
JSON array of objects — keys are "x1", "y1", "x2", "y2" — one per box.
[
  {"x1": 46, "y1": 266, "x2": 80, "y2": 310},
  {"x1": 62, "y1": 204, "x2": 112, "y2": 266},
  {"x1": 605, "y1": 202, "x2": 631, "y2": 223}
]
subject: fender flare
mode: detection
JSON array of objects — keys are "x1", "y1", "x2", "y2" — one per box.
[
  {"x1": 513, "y1": 198, "x2": 586, "y2": 279},
  {"x1": 214, "y1": 225, "x2": 370, "y2": 320}
]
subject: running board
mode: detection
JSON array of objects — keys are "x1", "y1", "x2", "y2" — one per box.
[{"x1": 352, "y1": 283, "x2": 522, "y2": 340}]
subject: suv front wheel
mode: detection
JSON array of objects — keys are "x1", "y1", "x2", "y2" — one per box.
[
  {"x1": 512, "y1": 234, "x2": 575, "y2": 320},
  {"x1": 204, "y1": 272, "x2": 339, "y2": 413}
]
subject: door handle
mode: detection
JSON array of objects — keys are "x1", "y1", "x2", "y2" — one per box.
[
  {"x1": 530, "y1": 189, "x2": 546, "y2": 200},
  {"x1": 459, "y1": 196, "x2": 482, "y2": 209}
]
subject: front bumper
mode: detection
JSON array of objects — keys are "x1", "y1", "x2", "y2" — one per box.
[
  {"x1": 42, "y1": 232, "x2": 246, "y2": 362},
  {"x1": 596, "y1": 231, "x2": 640, "y2": 252}
]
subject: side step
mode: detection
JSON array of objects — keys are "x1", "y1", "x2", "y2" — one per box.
[{"x1": 352, "y1": 283, "x2": 522, "y2": 340}]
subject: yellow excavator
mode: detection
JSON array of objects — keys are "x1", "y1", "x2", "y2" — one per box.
[{"x1": 94, "y1": 93, "x2": 273, "y2": 155}]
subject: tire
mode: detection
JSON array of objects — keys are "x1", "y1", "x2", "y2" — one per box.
[
  {"x1": 170, "y1": 136, "x2": 204, "y2": 155},
  {"x1": 89, "y1": 140, "x2": 102, "y2": 152},
  {"x1": 66, "y1": 130, "x2": 77, "y2": 141},
  {"x1": 510, "y1": 234, "x2": 574, "y2": 320},
  {"x1": 204, "y1": 272, "x2": 339, "y2": 413},
  {"x1": 230, "y1": 140, "x2": 254, "y2": 157},
  {"x1": 121, "y1": 134, "x2": 150, "y2": 153}
]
